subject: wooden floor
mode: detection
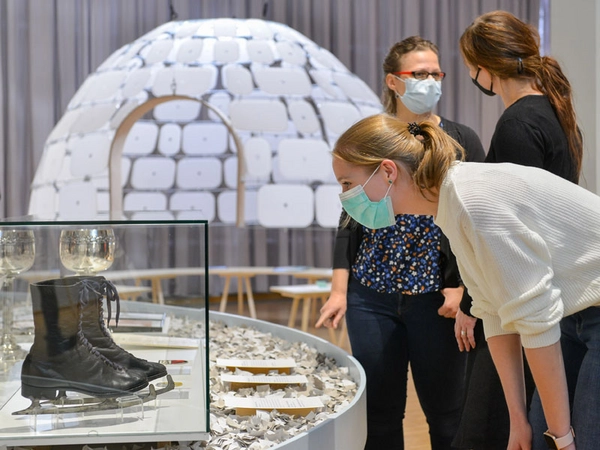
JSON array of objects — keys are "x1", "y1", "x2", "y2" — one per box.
[{"x1": 209, "y1": 296, "x2": 432, "y2": 449}]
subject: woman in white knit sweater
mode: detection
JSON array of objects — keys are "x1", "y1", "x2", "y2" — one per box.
[{"x1": 332, "y1": 114, "x2": 598, "y2": 450}]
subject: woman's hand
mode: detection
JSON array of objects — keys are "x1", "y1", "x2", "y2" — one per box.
[
  {"x1": 454, "y1": 309, "x2": 478, "y2": 351},
  {"x1": 316, "y1": 292, "x2": 347, "y2": 329},
  {"x1": 439, "y1": 286, "x2": 463, "y2": 318},
  {"x1": 507, "y1": 417, "x2": 533, "y2": 450}
]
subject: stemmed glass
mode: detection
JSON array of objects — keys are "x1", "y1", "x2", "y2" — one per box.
[
  {"x1": 59, "y1": 228, "x2": 115, "y2": 275},
  {"x1": 0, "y1": 229, "x2": 36, "y2": 363}
]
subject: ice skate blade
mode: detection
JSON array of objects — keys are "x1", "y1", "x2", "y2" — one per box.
[{"x1": 12, "y1": 375, "x2": 175, "y2": 415}]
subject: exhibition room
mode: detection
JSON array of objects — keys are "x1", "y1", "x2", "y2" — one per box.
[{"x1": 0, "y1": 1, "x2": 597, "y2": 449}]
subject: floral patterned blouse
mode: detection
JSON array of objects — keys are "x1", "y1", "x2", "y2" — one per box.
[{"x1": 351, "y1": 214, "x2": 442, "y2": 294}]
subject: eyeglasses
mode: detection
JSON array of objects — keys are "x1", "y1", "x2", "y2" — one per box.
[{"x1": 393, "y1": 71, "x2": 446, "y2": 81}]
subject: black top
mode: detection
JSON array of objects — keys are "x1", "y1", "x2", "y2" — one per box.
[
  {"x1": 486, "y1": 95, "x2": 578, "y2": 183},
  {"x1": 333, "y1": 117, "x2": 485, "y2": 293},
  {"x1": 458, "y1": 95, "x2": 580, "y2": 314}
]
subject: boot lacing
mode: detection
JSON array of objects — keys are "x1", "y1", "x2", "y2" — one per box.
[
  {"x1": 96, "y1": 279, "x2": 142, "y2": 361},
  {"x1": 78, "y1": 279, "x2": 125, "y2": 371}
]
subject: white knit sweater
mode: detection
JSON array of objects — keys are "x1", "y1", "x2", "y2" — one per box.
[{"x1": 435, "y1": 162, "x2": 600, "y2": 348}]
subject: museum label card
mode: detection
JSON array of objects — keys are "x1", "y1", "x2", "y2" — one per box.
[
  {"x1": 220, "y1": 374, "x2": 308, "y2": 389},
  {"x1": 216, "y1": 358, "x2": 296, "y2": 374},
  {"x1": 224, "y1": 396, "x2": 324, "y2": 416}
]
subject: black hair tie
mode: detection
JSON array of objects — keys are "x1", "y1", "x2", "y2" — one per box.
[
  {"x1": 408, "y1": 122, "x2": 422, "y2": 137},
  {"x1": 517, "y1": 57, "x2": 524, "y2": 74}
]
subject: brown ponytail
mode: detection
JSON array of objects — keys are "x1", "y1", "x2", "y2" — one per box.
[
  {"x1": 536, "y1": 56, "x2": 583, "y2": 176},
  {"x1": 460, "y1": 10, "x2": 582, "y2": 177},
  {"x1": 333, "y1": 115, "x2": 464, "y2": 198}
]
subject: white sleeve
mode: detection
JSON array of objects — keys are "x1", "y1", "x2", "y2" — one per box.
[{"x1": 467, "y1": 229, "x2": 563, "y2": 348}]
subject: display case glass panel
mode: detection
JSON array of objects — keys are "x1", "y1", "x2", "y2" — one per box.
[{"x1": 0, "y1": 219, "x2": 209, "y2": 447}]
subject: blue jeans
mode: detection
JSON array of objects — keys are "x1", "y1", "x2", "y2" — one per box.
[
  {"x1": 345, "y1": 277, "x2": 467, "y2": 450},
  {"x1": 529, "y1": 307, "x2": 600, "y2": 450}
]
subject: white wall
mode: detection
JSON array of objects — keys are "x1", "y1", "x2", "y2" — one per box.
[{"x1": 550, "y1": 0, "x2": 600, "y2": 193}]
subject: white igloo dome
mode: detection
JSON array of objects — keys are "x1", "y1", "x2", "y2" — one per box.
[{"x1": 28, "y1": 18, "x2": 382, "y2": 227}]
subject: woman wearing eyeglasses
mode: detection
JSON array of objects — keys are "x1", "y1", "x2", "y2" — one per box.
[
  {"x1": 453, "y1": 11, "x2": 583, "y2": 450},
  {"x1": 316, "y1": 36, "x2": 484, "y2": 450}
]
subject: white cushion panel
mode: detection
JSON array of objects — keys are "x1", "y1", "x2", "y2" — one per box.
[
  {"x1": 315, "y1": 184, "x2": 342, "y2": 228},
  {"x1": 245, "y1": 19, "x2": 273, "y2": 39},
  {"x1": 174, "y1": 66, "x2": 218, "y2": 96},
  {"x1": 36, "y1": 143, "x2": 66, "y2": 185},
  {"x1": 332, "y1": 72, "x2": 381, "y2": 104},
  {"x1": 246, "y1": 40, "x2": 275, "y2": 64},
  {"x1": 217, "y1": 190, "x2": 258, "y2": 224},
  {"x1": 287, "y1": 100, "x2": 320, "y2": 134},
  {"x1": 58, "y1": 182, "x2": 97, "y2": 219},
  {"x1": 277, "y1": 139, "x2": 332, "y2": 182},
  {"x1": 121, "y1": 68, "x2": 152, "y2": 98},
  {"x1": 275, "y1": 41, "x2": 307, "y2": 66},
  {"x1": 170, "y1": 192, "x2": 216, "y2": 222},
  {"x1": 257, "y1": 184, "x2": 314, "y2": 228},
  {"x1": 176, "y1": 38, "x2": 204, "y2": 63},
  {"x1": 222, "y1": 64, "x2": 254, "y2": 96},
  {"x1": 84, "y1": 71, "x2": 127, "y2": 102},
  {"x1": 243, "y1": 137, "x2": 272, "y2": 178},
  {"x1": 319, "y1": 102, "x2": 361, "y2": 135},
  {"x1": 123, "y1": 192, "x2": 167, "y2": 211},
  {"x1": 176, "y1": 157, "x2": 222, "y2": 189},
  {"x1": 207, "y1": 92, "x2": 231, "y2": 122},
  {"x1": 214, "y1": 40, "x2": 240, "y2": 63},
  {"x1": 70, "y1": 103, "x2": 118, "y2": 134},
  {"x1": 153, "y1": 99, "x2": 201, "y2": 122},
  {"x1": 158, "y1": 123, "x2": 182, "y2": 156},
  {"x1": 123, "y1": 122, "x2": 159, "y2": 156},
  {"x1": 69, "y1": 134, "x2": 112, "y2": 177},
  {"x1": 181, "y1": 122, "x2": 228, "y2": 155},
  {"x1": 252, "y1": 67, "x2": 312, "y2": 96},
  {"x1": 28, "y1": 186, "x2": 57, "y2": 218},
  {"x1": 229, "y1": 99, "x2": 288, "y2": 132},
  {"x1": 130, "y1": 158, "x2": 176, "y2": 189},
  {"x1": 213, "y1": 19, "x2": 238, "y2": 37},
  {"x1": 140, "y1": 39, "x2": 174, "y2": 65}
]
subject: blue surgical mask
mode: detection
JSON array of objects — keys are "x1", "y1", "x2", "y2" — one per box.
[
  {"x1": 339, "y1": 165, "x2": 395, "y2": 229},
  {"x1": 396, "y1": 76, "x2": 442, "y2": 114}
]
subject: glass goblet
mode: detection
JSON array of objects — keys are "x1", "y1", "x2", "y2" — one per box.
[
  {"x1": 0, "y1": 229, "x2": 36, "y2": 363},
  {"x1": 59, "y1": 228, "x2": 115, "y2": 276}
]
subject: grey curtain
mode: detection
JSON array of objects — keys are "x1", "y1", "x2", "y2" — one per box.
[{"x1": 0, "y1": 0, "x2": 541, "y2": 295}]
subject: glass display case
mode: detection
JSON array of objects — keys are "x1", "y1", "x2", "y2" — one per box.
[{"x1": 0, "y1": 219, "x2": 209, "y2": 447}]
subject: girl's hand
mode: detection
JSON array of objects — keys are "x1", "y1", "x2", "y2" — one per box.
[
  {"x1": 455, "y1": 309, "x2": 478, "y2": 351},
  {"x1": 316, "y1": 293, "x2": 347, "y2": 329}
]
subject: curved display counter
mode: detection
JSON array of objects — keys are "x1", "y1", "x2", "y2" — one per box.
[{"x1": 209, "y1": 310, "x2": 367, "y2": 450}]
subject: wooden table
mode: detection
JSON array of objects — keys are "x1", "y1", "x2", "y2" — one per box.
[
  {"x1": 104, "y1": 267, "x2": 206, "y2": 305},
  {"x1": 269, "y1": 283, "x2": 337, "y2": 341},
  {"x1": 211, "y1": 266, "x2": 333, "y2": 319}
]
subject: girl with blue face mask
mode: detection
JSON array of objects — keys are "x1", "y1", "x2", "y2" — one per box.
[{"x1": 316, "y1": 37, "x2": 485, "y2": 450}]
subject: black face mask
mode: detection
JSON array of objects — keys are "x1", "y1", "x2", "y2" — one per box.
[{"x1": 472, "y1": 68, "x2": 495, "y2": 97}]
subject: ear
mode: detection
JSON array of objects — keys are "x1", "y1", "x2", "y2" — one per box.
[
  {"x1": 385, "y1": 73, "x2": 399, "y2": 91},
  {"x1": 380, "y1": 159, "x2": 398, "y2": 183}
]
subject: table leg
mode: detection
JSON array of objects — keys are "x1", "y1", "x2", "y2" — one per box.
[
  {"x1": 218, "y1": 276, "x2": 232, "y2": 312},
  {"x1": 288, "y1": 296, "x2": 300, "y2": 328},
  {"x1": 237, "y1": 276, "x2": 244, "y2": 316},
  {"x1": 301, "y1": 296, "x2": 312, "y2": 332},
  {"x1": 243, "y1": 276, "x2": 257, "y2": 319},
  {"x1": 154, "y1": 278, "x2": 165, "y2": 305}
]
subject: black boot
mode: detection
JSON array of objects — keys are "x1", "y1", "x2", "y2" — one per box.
[
  {"x1": 73, "y1": 276, "x2": 167, "y2": 381},
  {"x1": 22, "y1": 278, "x2": 149, "y2": 400}
]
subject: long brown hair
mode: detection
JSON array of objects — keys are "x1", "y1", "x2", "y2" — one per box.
[
  {"x1": 333, "y1": 114, "x2": 464, "y2": 198},
  {"x1": 459, "y1": 10, "x2": 583, "y2": 177},
  {"x1": 382, "y1": 36, "x2": 440, "y2": 116}
]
